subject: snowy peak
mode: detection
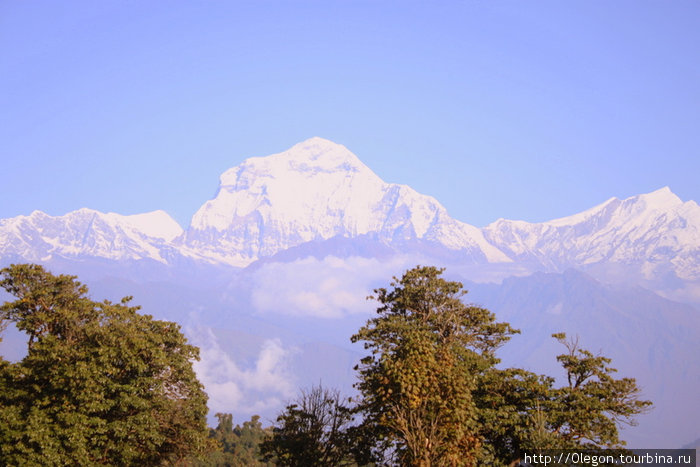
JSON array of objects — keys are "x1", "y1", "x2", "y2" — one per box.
[
  {"x1": 0, "y1": 208, "x2": 182, "y2": 263},
  {"x1": 184, "y1": 138, "x2": 503, "y2": 266},
  {"x1": 543, "y1": 186, "x2": 692, "y2": 232},
  {"x1": 634, "y1": 186, "x2": 682, "y2": 210},
  {"x1": 1, "y1": 138, "x2": 698, "y2": 298},
  {"x1": 291, "y1": 137, "x2": 363, "y2": 164},
  {"x1": 590, "y1": 186, "x2": 684, "y2": 226},
  {"x1": 218, "y1": 137, "x2": 373, "y2": 188},
  {"x1": 264, "y1": 137, "x2": 368, "y2": 171},
  {"x1": 54, "y1": 208, "x2": 183, "y2": 243},
  {"x1": 537, "y1": 187, "x2": 682, "y2": 229},
  {"x1": 482, "y1": 187, "x2": 700, "y2": 281},
  {"x1": 189, "y1": 138, "x2": 384, "y2": 234},
  {"x1": 103, "y1": 210, "x2": 183, "y2": 241}
]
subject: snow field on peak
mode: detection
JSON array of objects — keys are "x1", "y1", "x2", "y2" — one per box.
[
  {"x1": 192, "y1": 138, "x2": 383, "y2": 233},
  {"x1": 481, "y1": 187, "x2": 700, "y2": 281},
  {"x1": 2, "y1": 139, "x2": 699, "y2": 291},
  {"x1": 0, "y1": 208, "x2": 182, "y2": 264},
  {"x1": 185, "y1": 137, "x2": 508, "y2": 265},
  {"x1": 111, "y1": 210, "x2": 183, "y2": 241}
]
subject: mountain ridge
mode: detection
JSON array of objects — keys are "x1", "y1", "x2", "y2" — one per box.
[
  {"x1": 0, "y1": 208, "x2": 182, "y2": 264},
  {"x1": 1, "y1": 137, "x2": 698, "y2": 303},
  {"x1": 1, "y1": 138, "x2": 698, "y2": 448}
]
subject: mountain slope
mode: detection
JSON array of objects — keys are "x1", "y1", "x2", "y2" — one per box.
[
  {"x1": 481, "y1": 187, "x2": 700, "y2": 302},
  {"x1": 483, "y1": 187, "x2": 700, "y2": 277},
  {"x1": 181, "y1": 137, "x2": 509, "y2": 266},
  {"x1": 0, "y1": 209, "x2": 182, "y2": 264},
  {"x1": 1, "y1": 138, "x2": 699, "y2": 448},
  {"x1": 1, "y1": 138, "x2": 699, "y2": 305}
]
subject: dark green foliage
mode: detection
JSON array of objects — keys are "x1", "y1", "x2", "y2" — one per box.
[
  {"x1": 0, "y1": 263, "x2": 651, "y2": 466},
  {"x1": 548, "y1": 333, "x2": 652, "y2": 447},
  {"x1": 260, "y1": 384, "x2": 359, "y2": 466},
  {"x1": 476, "y1": 334, "x2": 651, "y2": 465},
  {"x1": 0, "y1": 264, "x2": 209, "y2": 466},
  {"x1": 475, "y1": 367, "x2": 558, "y2": 463},
  {"x1": 350, "y1": 266, "x2": 651, "y2": 466},
  {"x1": 196, "y1": 413, "x2": 273, "y2": 466},
  {"x1": 351, "y1": 266, "x2": 518, "y2": 466}
]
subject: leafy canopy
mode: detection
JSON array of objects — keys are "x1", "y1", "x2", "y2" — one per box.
[
  {"x1": 351, "y1": 266, "x2": 517, "y2": 466},
  {"x1": 0, "y1": 264, "x2": 209, "y2": 466},
  {"x1": 350, "y1": 266, "x2": 651, "y2": 466},
  {"x1": 195, "y1": 413, "x2": 273, "y2": 466}
]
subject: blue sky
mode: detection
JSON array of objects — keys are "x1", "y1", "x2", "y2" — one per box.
[{"x1": 2, "y1": 1, "x2": 698, "y2": 228}]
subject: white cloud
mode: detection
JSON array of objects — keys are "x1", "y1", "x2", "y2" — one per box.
[
  {"x1": 249, "y1": 255, "x2": 413, "y2": 318},
  {"x1": 188, "y1": 327, "x2": 298, "y2": 416}
]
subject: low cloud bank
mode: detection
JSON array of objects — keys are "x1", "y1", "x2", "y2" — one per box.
[
  {"x1": 249, "y1": 255, "x2": 416, "y2": 318},
  {"x1": 188, "y1": 327, "x2": 298, "y2": 418}
]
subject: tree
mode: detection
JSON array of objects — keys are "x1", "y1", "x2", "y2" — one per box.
[
  {"x1": 546, "y1": 333, "x2": 652, "y2": 448},
  {"x1": 197, "y1": 413, "x2": 273, "y2": 466},
  {"x1": 0, "y1": 264, "x2": 209, "y2": 465},
  {"x1": 351, "y1": 266, "x2": 651, "y2": 466},
  {"x1": 351, "y1": 266, "x2": 517, "y2": 466},
  {"x1": 260, "y1": 384, "x2": 359, "y2": 466},
  {"x1": 475, "y1": 334, "x2": 651, "y2": 465}
]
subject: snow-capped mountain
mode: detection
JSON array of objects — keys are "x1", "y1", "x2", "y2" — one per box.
[
  {"x1": 482, "y1": 187, "x2": 700, "y2": 288},
  {"x1": 1, "y1": 137, "x2": 699, "y2": 303},
  {"x1": 181, "y1": 137, "x2": 509, "y2": 266},
  {"x1": 0, "y1": 208, "x2": 182, "y2": 264},
  {"x1": 1, "y1": 137, "x2": 699, "y2": 447}
]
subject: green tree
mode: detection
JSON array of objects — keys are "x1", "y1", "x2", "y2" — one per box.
[
  {"x1": 197, "y1": 413, "x2": 273, "y2": 466},
  {"x1": 351, "y1": 266, "x2": 651, "y2": 466},
  {"x1": 546, "y1": 333, "x2": 651, "y2": 448},
  {"x1": 475, "y1": 334, "x2": 651, "y2": 465},
  {"x1": 0, "y1": 264, "x2": 209, "y2": 466},
  {"x1": 260, "y1": 384, "x2": 359, "y2": 466},
  {"x1": 351, "y1": 266, "x2": 517, "y2": 466}
]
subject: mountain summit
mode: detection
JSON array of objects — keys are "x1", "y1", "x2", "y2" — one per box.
[
  {"x1": 482, "y1": 185, "x2": 700, "y2": 303},
  {"x1": 484, "y1": 187, "x2": 700, "y2": 272},
  {"x1": 1, "y1": 138, "x2": 698, "y2": 303},
  {"x1": 1, "y1": 138, "x2": 696, "y2": 450},
  {"x1": 183, "y1": 137, "x2": 507, "y2": 266}
]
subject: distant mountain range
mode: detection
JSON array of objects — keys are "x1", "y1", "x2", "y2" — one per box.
[
  {"x1": 1, "y1": 137, "x2": 698, "y2": 448},
  {"x1": 2, "y1": 137, "x2": 699, "y2": 304}
]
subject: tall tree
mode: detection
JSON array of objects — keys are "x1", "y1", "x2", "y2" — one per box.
[
  {"x1": 547, "y1": 333, "x2": 652, "y2": 448},
  {"x1": 351, "y1": 266, "x2": 651, "y2": 466},
  {"x1": 0, "y1": 264, "x2": 209, "y2": 466},
  {"x1": 351, "y1": 266, "x2": 517, "y2": 466}
]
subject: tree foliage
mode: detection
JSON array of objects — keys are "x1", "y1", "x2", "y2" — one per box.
[
  {"x1": 476, "y1": 334, "x2": 651, "y2": 465},
  {"x1": 351, "y1": 266, "x2": 651, "y2": 466},
  {"x1": 1, "y1": 263, "x2": 650, "y2": 466},
  {"x1": 351, "y1": 266, "x2": 517, "y2": 466},
  {"x1": 547, "y1": 333, "x2": 652, "y2": 448},
  {"x1": 0, "y1": 264, "x2": 209, "y2": 466},
  {"x1": 196, "y1": 413, "x2": 273, "y2": 466},
  {"x1": 260, "y1": 384, "x2": 359, "y2": 466}
]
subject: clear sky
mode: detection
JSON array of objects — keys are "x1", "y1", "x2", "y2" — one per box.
[{"x1": 2, "y1": 1, "x2": 698, "y2": 228}]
